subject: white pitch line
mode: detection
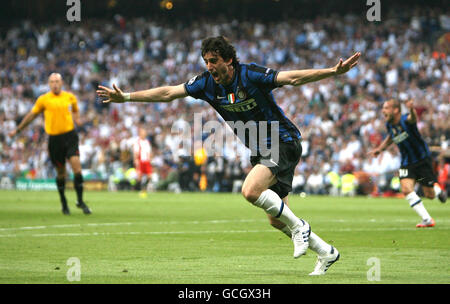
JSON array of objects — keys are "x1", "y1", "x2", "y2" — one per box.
[
  {"x1": 1, "y1": 218, "x2": 449, "y2": 233},
  {"x1": 0, "y1": 219, "x2": 262, "y2": 232},
  {"x1": 0, "y1": 229, "x2": 276, "y2": 238},
  {"x1": 1, "y1": 226, "x2": 449, "y2": 238}
]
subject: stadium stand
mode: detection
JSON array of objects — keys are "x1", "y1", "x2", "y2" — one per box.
[{"x1": 0, "y1": 1, "x2": 448, "y2": 196}]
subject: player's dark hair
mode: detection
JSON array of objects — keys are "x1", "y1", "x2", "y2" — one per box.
[
  {"x1": 201, "y1": 36, "x2": 239, "y2": 67},
  {"x1": 387, "y1": 99, "x2": 401, "y2": 110}
]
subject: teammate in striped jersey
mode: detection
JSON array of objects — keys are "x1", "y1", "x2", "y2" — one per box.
[{"x1": 368, "y1": 99, "x2": 447, "y2": 227}]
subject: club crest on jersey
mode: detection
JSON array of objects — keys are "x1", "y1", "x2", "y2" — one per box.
[
  {"x1": 188, "y1": 75, "x2": 197, "y2": 85},
  {"x1": 227, "y1": 93, "x2": 236, "y2": 104},
  {"x1": 236, "y1": 88, "x2": 247, "y2": 100}
]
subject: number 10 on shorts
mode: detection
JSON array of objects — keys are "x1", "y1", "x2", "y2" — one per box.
[{"x1": 399, "y1": 169, "x2": 408, "y2": 178}]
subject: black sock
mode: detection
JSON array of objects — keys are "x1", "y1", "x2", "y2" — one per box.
[
  {"x1": 56, "y1": 178, "x2": 67, "y2": 207},
  {"x1": 74, "y1": 173, "x2": 84, "y2": 204}
]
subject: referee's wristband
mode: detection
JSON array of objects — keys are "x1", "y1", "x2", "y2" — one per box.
[{"x1": 123, "y1": 93, "x2": 131, "y2": 101}]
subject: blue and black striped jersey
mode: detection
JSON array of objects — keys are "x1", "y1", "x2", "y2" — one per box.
[
  {"x1": 184, "y1": 63, "x2": 301, "y2": 153},
  {"x1": 386, "y1": 114, "x2": 431, "y2": 166}
]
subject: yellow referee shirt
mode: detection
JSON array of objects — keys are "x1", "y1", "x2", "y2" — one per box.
[{"x1": 31, "y1": 90, "x2": 78, "y2": 135}]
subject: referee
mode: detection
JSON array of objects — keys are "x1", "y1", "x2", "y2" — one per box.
[{"x1": 9, "y1": 73, "x2": 91, "y2": 215}]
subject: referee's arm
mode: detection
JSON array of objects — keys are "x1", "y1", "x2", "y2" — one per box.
[
  {"x1": 72, "y1": 109, "x2": 82, "y2": 126},
  {"x1": 8, "y1": 111, "x2": 39, "y2": 137}
]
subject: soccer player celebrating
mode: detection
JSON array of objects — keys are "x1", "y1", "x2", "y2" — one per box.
[
  {"x1": 134, "y1": 127, "x2": 153, "y2": 198},
  {"x1": 368, "y1": 99, "x2": 447, "y2": 227},
  {"x1": 97, "y1": 36, "x2": 360, "y2": 275},
  {"x1": 9, "y1": 73, "x2": 91, "y2": 215}
]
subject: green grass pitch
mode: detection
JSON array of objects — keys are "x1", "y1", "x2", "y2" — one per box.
[{"x1": 0, "y1": 190, "x2": 448, "y2": 284}]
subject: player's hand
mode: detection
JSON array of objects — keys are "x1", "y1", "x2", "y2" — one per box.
[
  {"x1": 405, "y1": 99, "x2": 414, "y2": 110},
  {"x1": 96, "y1": 84, "x2": 126, "y2": 103},
  {"x1": 8, "y1": 130, "x2": 17, "y2": 138},
  {"x1": 367, "y1": 148, "x2": 381, "y2": 158},
  {"x1": 334, "y1": 52, "x2": 361, "y2": 75}
]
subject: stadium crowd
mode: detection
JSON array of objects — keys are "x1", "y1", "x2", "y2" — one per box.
[{"x1": 0, "y1": 7, "x2": 449, "y2": 196}]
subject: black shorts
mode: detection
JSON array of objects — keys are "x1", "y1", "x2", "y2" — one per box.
[
  {"x1": 48, "y1": 130, "x2": 80, "y2": 169},
  {"x1": 399, "y1": 157, "x2": 437, "y2": 187},
  {"x1": 250, "y1": 139, "x2": 302, "y2": 199}
]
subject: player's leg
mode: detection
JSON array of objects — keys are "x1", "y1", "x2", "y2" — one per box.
[
  {"x1": 432, "y1": 183, "x2": 447, "y2": 203},
  {"x1": 55, "y1": 165, "x2": 69, "y2": 215},
  {"x1": 49, "y1": 136, "x2": 69, "y2": 214},
  {"x1": 266, "y1": 195, "x2": 331, "y2": 253},
  {"x1": 266, "y1": 196, "x2": 291, "y2": 237},
  {"x1": 241, "y1": 164, "x2": 310, "y2": 258},
  {"x1": 419, "y1": 159, "x2": 447, "y2": 203},
  {"x1": 401, "y1": 178, "x2": 434, "y2": 227},
  {"x1": 136, "y1": 170, "x2": 144, "y2": 197},
  {"x1": 141, "y1": 174, "x2": 149, "y2": 195},
  {"x1": 68, "y1": 155, "x2": 91, "y2": 214},
  {"x1": 242, "y1": 164, "x2": 300, "y2": 228},
  {"x1": 65, "y1": 130, "x2": 91, "y2": 214},
  {"x1": 266, "y1": 194, "x2": 339, "y2": 275},
  {"x1": 138, "y1": 162, "x2": 151, "y2": 198},
  {"x1": 68, "y1": 155, "x2": 82, "y2": 202},
  {"x1": 66, "y1": 131, "x2": 91, "y2": 214},
  {"x1": 422, "y1": 185, "x2": 439, "y2": 200},
  {"x1": 138, "y1": 174, "x2": 150, "y2": 198}
]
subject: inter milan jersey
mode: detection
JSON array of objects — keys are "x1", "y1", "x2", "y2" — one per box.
[
  {"x1": 386, "y1": 114, "x2": 431, "y2": 166},
  {"x1": 184, "y1": 63, "x2": 301, "y2": 155}
]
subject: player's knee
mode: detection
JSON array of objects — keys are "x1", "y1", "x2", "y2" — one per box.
[
  {"x1": 56, "y1": 169, "x2": 66, "y2": 179},
  {"x1": 241, "y1": 186, "x2": 261, "y2": 203},
  {"x1": 402, "y1": 187, "x2": 414, "y2": 196}
]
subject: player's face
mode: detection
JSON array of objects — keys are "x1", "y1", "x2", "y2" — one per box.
[
  {"x1": 382, "y1": 101, "x2": 396, "y2": 123},
  {"x1": 139, "y1": 128, "x2": 147, "y2": 139},
  {"x1": 203, "y1": 52, "x2": 234, "y2": 85},
  {"x1": 48, "y1": 74, "x2": 63, "y2": 94}
]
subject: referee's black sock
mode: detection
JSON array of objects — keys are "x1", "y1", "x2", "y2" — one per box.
[
  {"x1": 56, "y1": 178, "x2": 67, "y2": 207},
  {"x1": 74, "y1": 173, "x2": 84, "y2": 204}
]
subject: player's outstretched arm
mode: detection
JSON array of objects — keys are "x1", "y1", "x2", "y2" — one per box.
[
  {"x1": 405, "y1": 99, "x2": 417, "y2": 124},
  {"x1": 276, "y1": 52, "x2": 361, "y2": 86},
  {"x1": 367, "y1": 135, "x2": 393, "y2": 158},
  {"x1": 97, "y1": 83, "x2": 188, "y2": 104}
]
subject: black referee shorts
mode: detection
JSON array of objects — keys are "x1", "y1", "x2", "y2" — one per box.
[
  {"x1": 250, "y1": 139, "x2": 302, "y2": 199},
  {"x1": 399, "y1": 157, "x2": 437, "y2": 188},
  {"x1": 48, "y1": 129, "x2": 80, "y2": 169}
]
